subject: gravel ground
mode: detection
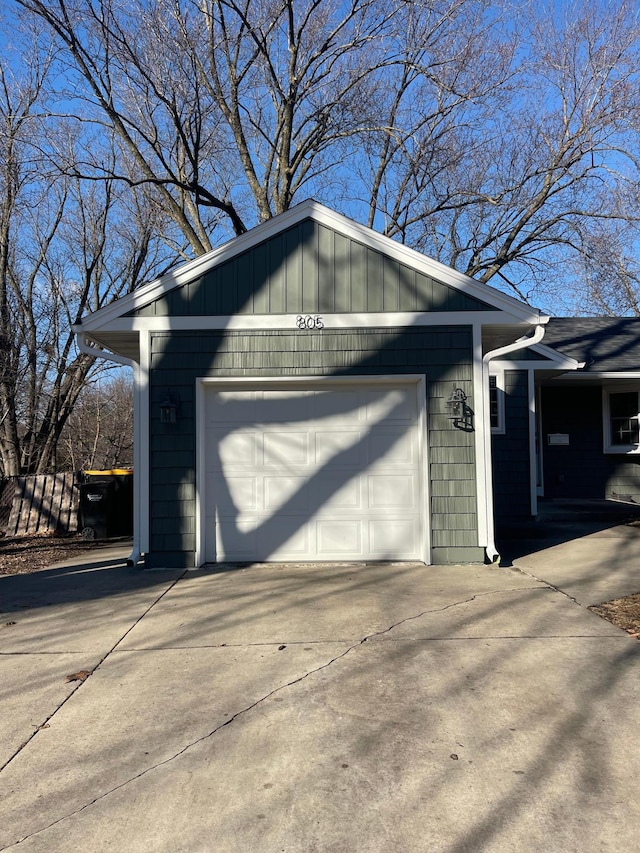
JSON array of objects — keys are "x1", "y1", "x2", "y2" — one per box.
[{"x1": 1, "y1": 534, "x2": 638, "y2": 637}]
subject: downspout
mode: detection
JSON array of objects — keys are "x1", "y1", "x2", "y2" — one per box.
[
  {"x1": 75, "y1": 330, "x2": 142, "y2": 568},
  {"x1": 482, "y1": 322, "x2": 547, "y2": 563}
]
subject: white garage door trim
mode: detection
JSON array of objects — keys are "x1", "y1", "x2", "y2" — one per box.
[{"x1": 194, "y1": 375, "x2": 429, "y2": 567}]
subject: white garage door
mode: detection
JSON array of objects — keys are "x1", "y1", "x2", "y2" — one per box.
[{"x1": 202, "y1": 382, "x2": 426, "y2": 563}]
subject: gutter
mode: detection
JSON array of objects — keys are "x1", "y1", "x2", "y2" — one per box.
[
  {"x1": 481, "y1": 321, "x2": 548, "y2": 563},
  {"x1": 75, "y1": 329, "x2": 142, "y2": 568}
]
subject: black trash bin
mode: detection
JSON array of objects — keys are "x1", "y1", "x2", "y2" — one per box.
[{"x1": 79, "y1": 469, "x2": 133, "y2": 539}]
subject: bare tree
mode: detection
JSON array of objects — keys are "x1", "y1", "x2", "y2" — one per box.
[
  {"x1": 0, "y1": 32, "x2": 52, "y2": 476},
  {"x1": 362, "y1": 1, "x2": 640, "y2": 304},
  {"x1": 0, "y1": 33, "x2": 172, "y2": 475},
  {"x1": 13, "y1": 0, "x2": 640, "y2": 311},
  {"x1": 15, "y1": 0, "x2": 409, "y2": 251},
  {"x1": 58, "y1": 373, "x2": 134, "y2": 471}
]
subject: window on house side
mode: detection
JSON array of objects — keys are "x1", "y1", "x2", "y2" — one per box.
[
  {"x1": 603, "y1": 388, "x2": 640, "y2": 453},
  {"x1": 489, "y1": 375, "x2": 505, "y2": 434}
]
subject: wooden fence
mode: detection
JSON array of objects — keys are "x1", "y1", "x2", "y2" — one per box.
[{"x1": 2, "y1": 474, "x2": 79, "y2": 537}]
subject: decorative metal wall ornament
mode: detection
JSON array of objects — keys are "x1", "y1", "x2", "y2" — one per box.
[{"x1": 445, "y1": 386, "x2": 474, "y2": 432}]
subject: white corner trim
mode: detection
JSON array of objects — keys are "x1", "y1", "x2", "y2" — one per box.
[
  {"x1": 473, "y1": 324, "x2": 489, "y2": 550},
  {"x1": 194, "y1": 379, "x2": 206, "y2": 568},
  {"x1": 416, "y1": 374, "x2": 431, "y2": 566},
  {"x1": 528, "y1": 370, "x2": 538, "y2": 516},
  {"x1": 139, "y1": 331, "x2": 151, "y2": 554},
  {"x1": 481, "y1": 323, "x2": 547, "y2": 562}
]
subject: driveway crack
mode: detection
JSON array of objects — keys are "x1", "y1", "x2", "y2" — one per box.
[
  {"x1": 512, "y1": 566, "x2": 584, "y2": 606},
  {"x1": 3, "y1": 585, "x2": 543, "y2": 848},
  {"x1": 0, "y1": 572, "x2": 186, "y2": 777}
]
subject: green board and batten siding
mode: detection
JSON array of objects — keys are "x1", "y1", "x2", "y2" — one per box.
[
  {"x1": 129, "y1": 219, "x2": 495, "y2": 318},
  {"x1": 147, "y1": 327, "x2": 481, "y2": 568}
]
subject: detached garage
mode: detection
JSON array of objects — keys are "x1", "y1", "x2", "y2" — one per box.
[{"x1": 74, "y1": 201, "x2": 547, "y2": 568}]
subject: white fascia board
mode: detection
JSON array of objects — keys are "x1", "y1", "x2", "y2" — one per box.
[
  {"x1": 528, "y1": 341, "x2": 583, "y2": 366},
  {"x1": 490, "y1": 341, "x2": 583, "y2": 372},
  {"x1": 96, "y1": 310, "x2": 539, "y2": 334},
  {"x1": 555, "y1": 371, "x2": 640, "y2": 380},
  {"x1": 79, "y1": 199, "x2": 545, "y2": 331},
  {"x1": 490, "y1": 360, "x2": 581, "y2": 371}
]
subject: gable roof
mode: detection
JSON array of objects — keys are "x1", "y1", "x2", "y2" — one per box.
[
  {"x1": 543, "y1": 318, "x2": 640, "y2": 373},
  {"x1": 78, "y1": 199, "x2": 545, "y2": 334}
]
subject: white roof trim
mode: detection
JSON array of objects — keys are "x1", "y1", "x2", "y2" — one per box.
[
  {"x1": 92, "y1": 310, "x2": 538, "y2": 333},
  {"x1": 490, "y1": 341, "x2": 583, "y2": 371},
  {"x1": 553, "y1": 371, "x2": 640, "y2": 380},
  {"x1": 79, "y1": 199, "x2": 545, "y2": 331}
]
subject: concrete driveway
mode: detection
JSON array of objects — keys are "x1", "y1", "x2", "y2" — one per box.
[{"x1": 1, "y1": 529, "x2": 639, "y2": 852}]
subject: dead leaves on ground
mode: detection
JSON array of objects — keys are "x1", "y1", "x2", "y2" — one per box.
[
  {"x1": 589, "y1": 592, "x2": 640, "y2": 639},
  {"x1": 65, "y1": 670, "x2": 92, "y2": 683}
]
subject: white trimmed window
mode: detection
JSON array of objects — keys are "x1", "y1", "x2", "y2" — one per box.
[
  {"x1": 603, "y1": 387, "x2": 640, "y2": 453},
  {"x1": 489, "y1": 374, "x2": 505, "y2": 434}
]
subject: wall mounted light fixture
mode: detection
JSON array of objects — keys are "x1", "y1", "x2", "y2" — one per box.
[
  {"x1": 445, "y1": 386, "x2": 474, "y2": 432},
  {"x1": 160, "y1": 394, "x2": 177, "y2": 424},
  {"x1": 446, "y1": 387, "x2": 467, "y2": 419}
]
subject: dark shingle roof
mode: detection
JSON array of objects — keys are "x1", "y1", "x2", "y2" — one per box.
[{"x1": 544, "y1": 318, "x2": 640, "y2": 372}]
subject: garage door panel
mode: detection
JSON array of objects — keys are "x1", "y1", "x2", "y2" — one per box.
[
  {"x1": 203, "y1": 382, "x2": 426, "y2": 562},
  {"x1": 206, "y1": 390, "x2": 260, "y2": 424},
  {"x1": 260, "y1": 390, "x2": 312, "y2": 423},
  {"x1": 370, "y1": 519, "x2": 420, "y2": 556},
  {"x1": 264, "y1": 431, "x2": 309, "y2": 466},
  {"x1": 364, "y1": 386, "x2": 417, "y2": 423},
  {"x1": 314, "y1": 430, "x2": 365, "y2": 467},
  {"x1": 313, "y1": 474, "x2": 362, "y2": 509},
  {"x1": 316, "y1": 520, "x2": 362, "y2": 556},
  {"x1": 309, "y1": 388, "x2": 368, "y2": 425},
  {"x1": 209, "y1": 430, "x2": 258, "y2": 470},
  {"x1": 215, "y1": 516, "x2": 259, "y2": 558},
  {"x1": 257, "y1": 521, "x2": 310, "y2": 558},
  {"x1": 215, "y1": 476, "x2": 258, "y2": 512},
  {"x1": 263, "y1": 476, "x2": 310, "y2": 513},
  {"x1": 367, "y1": 428, "x2": 417, "y2": 466},
  {"x1": 368, "y1": 475, "x2": 417, "y2": 509}
]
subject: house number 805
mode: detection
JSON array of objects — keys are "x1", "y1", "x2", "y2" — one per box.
[{"x1": 296, "y1": 315, "x2": 324, "y2": 330}]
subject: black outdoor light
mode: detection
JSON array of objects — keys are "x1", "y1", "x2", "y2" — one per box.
[
  {"x1": 160, "y1": 394, "x2": 177, "y2": 424},
  {"x1": 445, "y1": 387, "x2": 467, "y2": 419},
  {"x1": 445, "y1": 386, "x2": 474, "y2": 431}
]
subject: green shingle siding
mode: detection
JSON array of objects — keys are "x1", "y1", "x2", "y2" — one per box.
[
  {"x1": 431, "y1": 546, "x2": 485, "y2": 563},
  {"x1": 130, "y1": 220, "x2": 494, "y2": 318},
  {"x1": 430, "y1": 479, "x2": 477, "y2": 497},
  {"x1": 431, "y1": 529, "x2": 477, "y2": 547},
  {"x1": 145, "y1": 325, "x2": 478, "y2": 568}
]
